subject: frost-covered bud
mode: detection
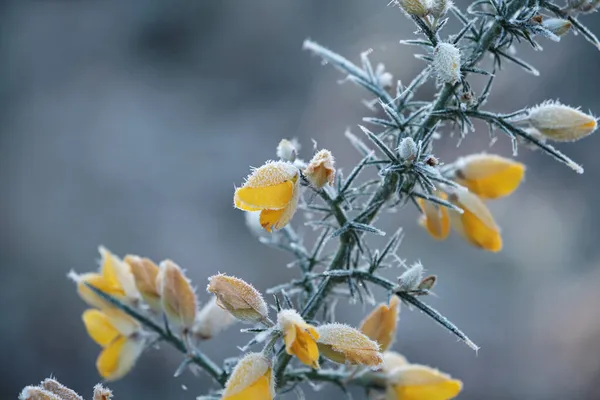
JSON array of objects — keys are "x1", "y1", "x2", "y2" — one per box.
[
  {"x1": 316, "y1": 323, "x2": 383, "y2": 367},
  {"x1": 398, "y1": 0, "x2": 430, "y2": 17},
  {"x1": 92, "y1": 384, "x2": 113, "y2": 400},
  {"x1": 192, "y1": 296, "x2": 235, "y2": 340},
  {"x1": 542, "y1": 18, "x2": 572, "y2": 37},
  {"x1": 157, "y1": 260, "x2": 198, "y2": 332},
  {"x1": 433, "y1": 43, "x2": 461, "y2": 84},
  {"x1": 41, "y1": 379, "x2": 83, "y2": 400},
  {"x1": 397, "y1": 262, "x2": 424, "y2": 292},
  {"x1": 429, "y1": 0, "x2": 453, "y2": 18},
  {"x1": 526, "y1": 101, "x2": 597, "y2": 142},
  {"x1": 276, "y1": 139, "x2": 299, "y2": 162},
  {"x1": 304, "y1": 149, "x2": 336, "y2": 189},
  {"x1": 375, "y1": 63, "x2": 394, "y2": 89},
  {"x1": 398, "y1": 137, "x2": 418, "y2": 161},
  {"x1": 125, "y1": 255, "x2": 161, "y2": 313},
  {"x1": 20, "y1": 387, "x2": 62, "y2": 400},
  {"x1": 207, "y1": 274, "x2": 269, "y2": 323}
]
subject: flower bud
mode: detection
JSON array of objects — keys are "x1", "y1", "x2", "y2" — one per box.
[
  {"x1": 304, "y1": 149, "x2": 336, "y2": 189},
  {"x1": 92, "y1": 384, "x2": 113, "y2": 400},
  {"x1": 41, "y1": 379, "x2": 83, "y2": 400},
  {"x1": 398, "y1": 137, "x2": 418, "y2": 161},
  {"x1": 433, "y1": 43, "x2": 461, "y2": 84},
  {"x1": 359, "y1": 295, "x2": 401, "y2": 352},
  {"x1": 382, "y1": 350, "x2": 409, "y2": 373},
  {"x1": 207, "y1": 274, "x2": 269, "y2": 323},
  {"x1": 276, "y1": 139, "x2": 299, "y2": 162},
  {"x1": 397, "y1": 263, "x2": 424, "y2": 292},
  {"x1": 526, "y1": 101, "x2": 597, "y2": 142},
  {"x1": 157, "y1": 260, "x2": 198, "y2": 332},
  {"x1": 125, "y1": 255, "x2": 161, "y2": 313},
  {"x1": 398, "y1": 0, "x2": 430, "y2": 17},
  {"x1": 316, "y1": 323, "x2": 383, "y2": 367},
  {"x1": 375, "y1": 63, "x2": 394, "y2": 89},
  {"x1": 192, "y1": 296, "x2": 235, "y2": 340},
  {"x1": 222, "y1": 353, "x2": 275, "y2": 400},
  {"x1": 19, "y1": 387, "x2": 62, "y2": 400},
  {"x1": 429, "y1": 0, "x2": 453, "y2": 18},
  {"x1": 542, "y1": 18, "x2": 572, "y2": 37}
]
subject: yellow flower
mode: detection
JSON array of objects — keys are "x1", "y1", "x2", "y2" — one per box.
[
  {"x1": 277, "y1": 309, "x2": 320, "y2": 368},
  {"x1": 417, "y1": 191, "x2": 450, "y2": 240},
  {"x1": 207, "y1": 274, "x2": 269, "y2": 324},
  {"x1": 304, "y1": 149, "x2": 336, "y2": 189},
  {"x1": 448, "y1": 190, "x2": 502, "y2": 252},
  {"x1": 125, "y1": 255, "x2": 161, "y2": 313},
  {"x1": 454, "y1": 154, "x2": 525, "y2": 199},
  {"x1": 157, "y1": 260, "x2": 198, "y2": 333},
  {"x1": 82, "y1": 308, "x2": 145, "y2": 381},
  {"x1": 316, "y1": 323, "x2": 383, "y2": 367},
  {"x1": 359, "y1": 295, "x2": 400, "y2": 352},
  {"x1": 385, "y1": 364, "x2": 462, "y2": 400},
  {"x1": 234, "y1": 160, "x2": 300, "y2": 232},
  {"x1": 221, "y1": 353, "x2": 275, "y2": 400},
  {"x1": 69, "y1": 246, "x2": 140, "y2": 310}
]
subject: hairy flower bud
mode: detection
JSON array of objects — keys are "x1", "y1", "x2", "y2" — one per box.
[
  {"x1": 92, "y1": 385, "x2": 113, "y2": 400},
  {"x1": 192, "y1": 296, "x2": 235, "y2": 340},
  {"x1": 304, "y1": 149, "x2": 336, "y2": 189},
  {"x1": 429, "y1": 0, "x2": 453, "y2": 18},
  {"x1": 397, "y1": 263, "x2": 425, "y2": 292},
  {"x1": 125, "y1": 255, "x2": 161, "y2": 313},
  {"x1": 40, "y1": 379, "x2": 83, "y2": 400},
  {"x1": 20, "y1": 387, "x2": 62, "y2": 400},
  {"x1": 398, "y1": 137, "x2": 418, "y2": 161},
  {"x1": 207, "y1": 274, "x2": 269, "y2": 323},
  {"x1": 542, "y1": 18, "x2": 572, "y2": 37},
  {"x1": 316, "y1": 323, "x2": 383, "y2": 367},
  {"x1": 398, "y1": 0, "x2": 430, "y2": 17},
  {"x1": 526, "y1": 101, "x2": 597, "y2": 142},
  {"x1": 276, "y1": 139, "x2": 299, "y2": 162},
  {"x1": 157, "y1": 260, "x2": 198, "y2": 332},
  {"x1": 433, "y1": 43, "x2": 461, "y2": 84}
]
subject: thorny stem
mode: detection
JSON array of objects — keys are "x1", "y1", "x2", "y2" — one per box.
[
  {"x1": 84, "y1": 283, "x2": 227, "y2": 386},
  {"x1": 284, "y1": 368, "x2": 388, "y2": 390}
]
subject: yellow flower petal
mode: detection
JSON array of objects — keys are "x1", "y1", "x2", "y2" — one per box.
[
  {"x1": 416, "y1": 193, "x2": 450, "y2": 240},
  {"x1": 387, "y1": 364, "x2": 462, "y2": 400},
  {"x1": 278, "y1": 309, "x2": 320, "y2": 368},
  {"x1": 96, "y1": 336, "x2": 144, "y2": 381},
  {"x1": 449, "y1": 191, "x2": 502, "y2": 252},
  {"x1": 259, "y1": 188, "x2": 299, "y2": 232},
  {"x1": 158, "y1": 260, "x2": 198, "y2": 332},
  {"x1": 455, "y1": 154, "x2": 525, "y2": 199},
  {"x1": 125, "y1": 255, "x2": 161, "y2": 313},
  {"x1": 234, "y1": 181, "x2": 294, "y2": 210},
  {"x1": 76, "y1": 273, "x2": 125, "y2": 309},
  {"x1": 82, "y1": 309, "x2": 119, "y2": 347},
  {"x1": 222, "y1": 353, "x2": 274, "y2": 400},
  {"x1": 359, "y1": 295, "x2": 400, "y2": 352}
]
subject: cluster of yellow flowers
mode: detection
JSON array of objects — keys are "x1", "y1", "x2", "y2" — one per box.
[
  {"x1": 69, "y1": 248, "x2": 233, "y2": 381},
  {"x1": 418, "y1": 153, "x2": 526, "y2": 252},
  {"x1": 208, "y1": 274, "x2": 461, "y2": 400}
]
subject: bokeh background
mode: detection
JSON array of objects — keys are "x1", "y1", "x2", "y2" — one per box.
[{"x1": 1, "y1": 1, "x2": 599, "y2": 399}]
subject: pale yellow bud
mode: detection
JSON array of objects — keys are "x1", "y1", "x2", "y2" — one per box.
[
  {"x1": 526, "y1": 101, "x2": 597, "y2": 142},
  {"x1": 398, "y1": 0, "x2": 430, "y2": 17},
  {"x1": 206, "y1": 274, "x2": 269, "y2": 324},
  {"x1": 359, "y1": 295, "x2": 400, "y2": 352},
  {"x1": 381, "y1": 350, "x2": 409, "y2": 373},
  {"x1": 157, "y1": 260, "x2": 198, "y2": 332},
  {"x1": 276, "y1": 139, "x2": 300, "y2": 162},
  {"x1": 304, "y1": 149, "x2": 336, "y2": 189},
  {"x1": 316, "y1": 323, "x2": 383, "y2": 367},
  {"x1": 222, "y1": 353, "x2": 275, "y2": 400},
  {"x1": 192, "y1": 296, "x2": 235, "y2": 340},
  {"x1": 40, "y1": 379, "x2": 83, "y2": 400},
  {"x1": 125, "y1": 255, "x2": 161, "y2": 313},
  {"x1": 19, "y1": 387, "x2": 62, "y2": 400}
]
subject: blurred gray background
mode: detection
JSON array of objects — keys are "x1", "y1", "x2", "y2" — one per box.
[{"x1": 1, "y1": 1, "x2": 599, "y2": 399}]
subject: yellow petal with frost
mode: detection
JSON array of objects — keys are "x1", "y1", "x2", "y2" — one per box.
[
  {"x1": 234, "y1": 181, "x2": 294, "y2": 210},
  {"x1": 83, "y1": 309, "x2": 119, "y2": 347},
  {"x1": 387, "y1": 364, "x2": 462, "y2": 400},
  {"x1": 449, "y1": 191, "x2": 502, "y2": 252},
  {"x1": 77, "y1": 273, "x2": 125, "y2": 309},
  {"x1": 97, "y1": 336, "x2": 144, "y2": 381},
  {"x1": 359, "y1": 295, "x2": 400, "y2": 352},
  {"x1": 223, "y1": 370, "x2": 273, "y2": 400}
]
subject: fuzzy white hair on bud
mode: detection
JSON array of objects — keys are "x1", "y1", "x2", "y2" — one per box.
[
  {"x1": 433, "y1": 43, "x2": 462, "y2": 85},
  {"x1": 398, "y1": 137, "x2": 418, "y2": 161},
  {"x1": 397, "y1": 262, "x2": 425, "y2": 292}
]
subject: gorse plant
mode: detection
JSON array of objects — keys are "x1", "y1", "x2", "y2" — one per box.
[{"x1": 21, "y1": 0, "x2": 600, "y2": 399}]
